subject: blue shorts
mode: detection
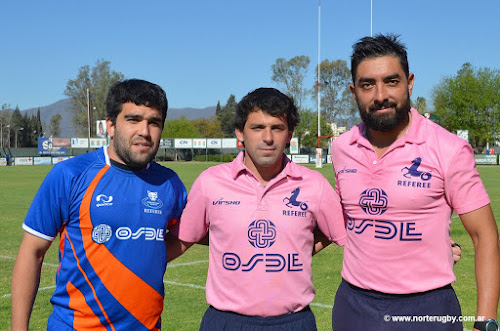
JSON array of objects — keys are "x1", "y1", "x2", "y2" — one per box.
[
  {"x1": 332, "y1": 279, "x2": 462, "y2": 331},
  {"x1": 200, "y1": 305, "x2": 317, "y2": 331}
]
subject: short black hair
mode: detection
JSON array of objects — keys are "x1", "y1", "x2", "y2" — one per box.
[
  {"x1": 351, "y1": 34, "x2": 409, "y2": 83},
  {"x1": 106, "y1": 79, "x2": 168, "y2": 125},
  {"x1": 234, "y1": 88, "x2": 299, "y2": 132}
]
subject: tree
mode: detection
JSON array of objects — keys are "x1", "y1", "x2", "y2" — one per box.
[
  {"x1": 271, "y1": 56, "x2": 310, "y2": 109},
  {"x1": 49, "y1": 114, "x2": 62, "y2": 137},
  {"x1": 312, "y1": 59, "x2": 353, "y2": 124},
  {"x1": 217, "y1": 95, "x2": 237, "y2": 137},
  {"x1": 215, "y1": 101, "x2": 221, "y2": 117},
  {"x1": 27, "y1": 108, "x2": 44, "y2": 146},
  {"x1": 0, "y1": 106, "x2": 12, "y2": 149},
  {"x1": 433, "y1": 63, "x2": 500, "y2": 153},
  {"x1": 163, "y1": 116, "x2": 201, "y2": 138},
  {"x1": 411, "y1": 96, "x2": 427, "y2": 114},
  {"x1": 64, "y1": 59, "x2": 124, "y2": 136},
  {"x1": 293, "y1": 109, "x2": 332, "y2": 149},
  {"x1": 10, "y1": 106, "x2": 24, "y2": 147},
  {"x1": 193, "y1": 116, "x2": 223, "y2": 138}
]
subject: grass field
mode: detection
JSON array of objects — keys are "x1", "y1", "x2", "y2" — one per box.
[{"x1": 0, "y1": 162, "x2": 499, "y2": 330}]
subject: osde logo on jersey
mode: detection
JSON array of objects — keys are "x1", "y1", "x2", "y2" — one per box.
[
  {"x1": 91, "y1": 224, "x2": 165, "y2": 244},
  {"x1": 222, "y1": 219, "x2": 303, "y2": 272}
]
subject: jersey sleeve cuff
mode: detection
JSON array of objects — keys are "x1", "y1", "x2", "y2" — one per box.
[{"x1": 22, "y1": 223, "x2": 56, "y2": 241}]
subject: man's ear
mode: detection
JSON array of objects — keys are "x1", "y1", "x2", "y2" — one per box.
[
  {"x1": 235, "y1": 128, "x2": 244, "y2": 143},
  {"x1": 106, "y1": 118, "x2": 115, "y2": 138},
  {"x1": 349, "y1": 83, "x2": 356, "y2": 98},
  {"x1": 407, "y1": 73, "x2": 415, "y2": 97}
]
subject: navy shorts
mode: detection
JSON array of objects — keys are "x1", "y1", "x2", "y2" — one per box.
[
  {"x1": 332, "y1": 279, "x2": 462, "y2": 331},
  {"x1": 200, "y1": 305, "x2": 317, "y2": 331}
]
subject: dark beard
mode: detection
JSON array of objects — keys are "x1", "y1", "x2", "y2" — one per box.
[{"x1": 359, "y1": 97, "x2": 411, "y2": 132}]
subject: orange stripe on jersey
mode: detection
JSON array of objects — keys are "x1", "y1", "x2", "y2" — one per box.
[
  {"x1": 58, "y1": 228, "x2": 66, "y2": 275},
  {"x1": 79, "y1": 165, "x2": 163, "y2": 329},
  {"x1": 167, "y1": 218, "x2": 178, "y2": 228},
  {"x1": 66, "y1": 231, "x2": 116, "y2": 331},
  {"x1": 67, "y1": 281, "x2": 108, "y2": 330}
]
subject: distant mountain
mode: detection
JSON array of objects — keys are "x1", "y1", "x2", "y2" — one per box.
[
  {"x1": 167, "y1": 106, "x2": 216, "y2": 120},
  {"x1": 22, "y1": 99, "x2": 76, "y2": 138},
  {"x1": 21, "y1": 99, "x2": 216, "y2": 138}
]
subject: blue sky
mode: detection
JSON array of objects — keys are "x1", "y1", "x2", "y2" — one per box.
[{"x1": 1, "y1": 0, "x2": 499, "y2": 112}]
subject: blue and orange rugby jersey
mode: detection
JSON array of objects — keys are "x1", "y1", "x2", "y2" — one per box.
[{"x1": 23, "y1": 147, "x2": 187, "y2": 330}]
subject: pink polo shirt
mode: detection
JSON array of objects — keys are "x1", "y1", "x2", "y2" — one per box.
[
  {"x1": 170, "y1": 152, "x2": 346, "y2": 317},
  {"x1": 331, "y1": 108, "x2": 490, "y2": 294}
]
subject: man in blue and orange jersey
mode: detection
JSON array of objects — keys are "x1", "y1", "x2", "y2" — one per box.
[{"x1": 11, "y1": 79, "x2": 187, "y2": 330}]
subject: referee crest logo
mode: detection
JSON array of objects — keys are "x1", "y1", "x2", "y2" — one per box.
[{"x1": 282, "y1": 187, "x2": 308, "y2": 211}]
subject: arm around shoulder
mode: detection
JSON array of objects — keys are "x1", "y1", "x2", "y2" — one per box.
[
  {"x1": 165, "y1": 232, "x2": 195, "y2": 262},
  {"x1": 11, "y1": 232, "x2": 52, "y2": 331}
]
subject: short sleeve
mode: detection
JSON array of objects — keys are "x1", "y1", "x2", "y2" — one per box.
[
  {"x1": 23, "y1": 164, "x2": 72, "y2": 241},
  {"x1": 444, "y1": 143, "x2": 490, "y2": 215},
  {"x1": 167, "y1": 172, "x2": 188, "y2": 228},
  {"x1": 315, "y1": 176, "x2": 347, "y2": 246},
  {"x1": 169, "y1": 173, "x2": 209, "y2": 242}
]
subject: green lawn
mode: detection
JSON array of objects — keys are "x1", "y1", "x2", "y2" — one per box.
[{"x1": 0, "y1": 162, "x2": 498, "y2": 330}]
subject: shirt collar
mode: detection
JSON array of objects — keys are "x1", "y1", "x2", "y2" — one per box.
[{"x1": 230, "y1": 151, "x2": 302, "y2": 181}]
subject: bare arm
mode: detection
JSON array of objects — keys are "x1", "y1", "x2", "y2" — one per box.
[
  {"x1": 165, "y1": 232, "x2": 194, "y2": 262},
  {"x1": 11, "y1": 232, "x2": 52, "y2": 331},
  {"x1": 459, "y1": 204, "x2": 500, "y2": 322}
]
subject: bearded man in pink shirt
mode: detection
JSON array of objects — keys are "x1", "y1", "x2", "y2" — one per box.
[
  {"x1": 331, "y1": 34, "x2": 500, "y2": 331},
  {"x1": 166, "y1": 88, "x2": 346, "y2": 330}
]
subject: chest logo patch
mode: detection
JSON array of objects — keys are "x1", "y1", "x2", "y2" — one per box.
[
  {"x1": 248, "y1": 219, "x2": 276, "y2": 248},
  {"x1": 142, "y1": 190, "x2": 163, "y2": 209},
  {"x1": 283, "y1": 187, "x2": 308, "y2": 211},
  {"x1": 92, "y1": 224, "x2": 112, "y2": 244},
  {"x1": 401, "y1": 157, "x2": 432, "y2": 181},
  {"x1": 96, "y1": 194, "x2": 113, "y2": 207},
  {"x1": 359, "y1": 188, "x2": 388, "y2": 216}
]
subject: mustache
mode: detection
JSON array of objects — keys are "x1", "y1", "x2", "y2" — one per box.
[
  {"x1": 369, "y1": 101, "x2": 397, "y2": 112},
  {"x1": 132, "y1": 137, "x2": 153, "y2": 145}
]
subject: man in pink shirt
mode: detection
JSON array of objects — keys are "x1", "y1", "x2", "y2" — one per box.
[
  {"x1": 331, "y1": 34, "x2": 500, "y2": 330},
  {"x1": 167, "y1": 88, "x2": 346, "y2": 330}
]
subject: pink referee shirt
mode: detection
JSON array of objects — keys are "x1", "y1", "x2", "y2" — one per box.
[
  {"x1": 170, "y1": 152, "x2": 346, "y2": 317},
  {"x1": 331, "y1": 108, "x2": 490, "y2": 294}
]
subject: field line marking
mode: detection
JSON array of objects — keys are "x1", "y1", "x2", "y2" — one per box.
[
  {"x1": 164, "y1": 280, "x2": 206, "y2": 290},
  {"x1": 310, "y1": 302, "x2": 333, "y2": 309},
  {"x1": 1, "y1": 285, "x2": 56, "y2": 298},
  {"x1": 167, "y1": 260, "x2": 209, "y2": 268},
  {"x1": 2, "y1": 255, "x2": 208, "y2": 269},
  {"x1": 0, "y1": 254, "x2": 59, "y2": 268}
]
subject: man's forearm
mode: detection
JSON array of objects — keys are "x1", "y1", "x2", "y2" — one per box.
[
  {"x1": 11, "y1": 251, "x2": 44, "y2": 330},
  {"x1": 165, "y1": 232, "x2": 194, "y2": 262},
  {"x1": 474, "y1": 237, "x2": 500, "y2": 320}
]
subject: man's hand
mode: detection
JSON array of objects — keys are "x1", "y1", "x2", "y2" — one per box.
[{"x1": 451, "y1": 239, "x2": 461, "y2": 264}]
